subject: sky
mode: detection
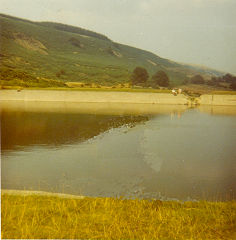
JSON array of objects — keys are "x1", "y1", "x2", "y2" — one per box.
[{"x1": 1, "y1": 0, "x2": 236, "y2": 74}]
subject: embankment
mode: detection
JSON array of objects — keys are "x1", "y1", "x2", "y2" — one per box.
[
  {"x1": 199, "y1": 94, "x2": 236, "y2": 106},
  {"x1": 1, "y1": 90, "x2": 236, "y2": 106},
  {"x1": 0, "y1": 90, "x2": 188, "y2": 104}
]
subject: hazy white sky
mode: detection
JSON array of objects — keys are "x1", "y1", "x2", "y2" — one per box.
[{"x1": 1, "y1": 0, "x2": 236, "y2": 74}]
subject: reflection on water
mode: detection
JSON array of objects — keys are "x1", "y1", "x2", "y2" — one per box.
[
  {"x1": 1, "y1": 111, "x2": 149, "y2": 151},
  {"x1": 1, "y1": 102, "x2": 236, "y2": 201},
  {"x1": 198, "y1": 105, "x2": 236, "y2": 116}
]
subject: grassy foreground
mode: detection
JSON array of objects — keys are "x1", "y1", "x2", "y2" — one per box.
[{"x1": 1, "y1": 193, "x2": 236, "y2": 239}]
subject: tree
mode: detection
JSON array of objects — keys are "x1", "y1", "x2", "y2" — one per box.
[
  {"x1": 131, "y1": 67, "x2": 149, "y2": 86},
  {"x1": 230, "y1": 82, "x2": 236, "y2": 90},
  {"x1": 191, "y1": 75, "x2": 205, "y2": 84},
  {"x1": 223, "y1": 73, "x2": 233, "y2": 83},
  {"x1": 152, "y1": 70, "x2": 169, "y2": 87},
  {"x1": 209, "y1": 74, "x2": 236, "y2": 86}
]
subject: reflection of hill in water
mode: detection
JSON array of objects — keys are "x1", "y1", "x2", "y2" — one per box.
[{"x1": 1, "y1": 111, "x2": 149, "y2": 151}]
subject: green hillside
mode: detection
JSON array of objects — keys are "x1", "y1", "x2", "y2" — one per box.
[{"x1": 0, "y1": 13, "x2": 222, "y2": 88}]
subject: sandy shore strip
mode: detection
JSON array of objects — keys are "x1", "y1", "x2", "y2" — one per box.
[
  {"x1": 1, "y1": 89, "x2": 236, "y2": 105},
  {"x1": 0, "y1": 89, "x2": 189, "y2": 104},
  {"x1": 1, "y1": 189, "x2": 85, "y2": 199}
]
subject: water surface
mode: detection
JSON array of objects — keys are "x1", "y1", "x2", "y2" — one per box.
[{"x1": 1, "y1": 102, "x2": 236, "y2": 201}]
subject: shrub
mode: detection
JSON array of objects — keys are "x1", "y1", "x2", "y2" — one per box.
[
  {"x1": 191, "y1": 75, "x2": 205, "y2": 84},
  {"x1": 69, "y1": 37, "x2": 83, "y2": 48},
  {"x1": 56, "y1": 70, "x2": 66, "y2": 78}
]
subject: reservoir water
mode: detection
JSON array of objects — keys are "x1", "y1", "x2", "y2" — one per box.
[{"x1": 1, "y1": 102, "x2": 236, "y2": 201}]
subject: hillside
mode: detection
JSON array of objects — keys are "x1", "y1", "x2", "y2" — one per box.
[{"x1": 0, "y1": 13, "x2": 223, "y2": 88}]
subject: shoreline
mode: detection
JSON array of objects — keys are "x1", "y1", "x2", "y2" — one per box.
[
  {"x1": 1, "y1": 189, "x2": 85, "y2": 199},
  {"x1": 2, "y1": 189, "x2": 234, "y2": 203},
  {"x1": 0, "y1": 89, "x2": 189, "y2": 105},
  {"x1": 1, "y1": 89, "x2": 236, "y2": 106}
]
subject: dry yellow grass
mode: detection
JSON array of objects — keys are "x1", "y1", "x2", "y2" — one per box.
[
  {"x1": 1, "y1": 193, "x2": 236, "y2": 239},
  {"x1": 210, "y1": 90, "x2": 236, "y2": 95}
]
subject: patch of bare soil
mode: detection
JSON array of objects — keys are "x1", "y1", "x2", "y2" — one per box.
[{"x1": 13, "y1": 32, "x2": 48, "y2": 55}]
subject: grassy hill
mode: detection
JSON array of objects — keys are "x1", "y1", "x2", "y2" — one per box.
[{"x1": 0, "y1": 13, "x2": 223, "y2": 88}]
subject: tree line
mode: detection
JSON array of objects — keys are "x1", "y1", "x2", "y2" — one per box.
[
  {"x1": 130, "y1": 67, "x2": 169, "y2": 88},
  {"x1": 189, "y1": 73, "x2": 236, "y2": 90},
  {"x1": 130, "y1": 67, "x2": 236, "y2": 90},
  {"x1": 209, "y1": 74, "x2": 236, "y2": 90}
]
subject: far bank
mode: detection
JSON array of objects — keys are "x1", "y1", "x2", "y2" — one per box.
[{"x1": 1, "y1": 89, "x2": 236, "y2": 106}]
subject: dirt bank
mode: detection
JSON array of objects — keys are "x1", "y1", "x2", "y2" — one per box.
[
  {"x1": 199, "y1": 94, "x2": 236, "y2": 106},
  {"x1": 0, "y1": 90, "x2": 236, "y2": 106},
  {"x1": 0, "y1": 90, "x2": 188, "y2": 104}
]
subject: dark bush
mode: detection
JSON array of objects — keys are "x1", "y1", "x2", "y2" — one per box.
[
  {"x1": 191, "y1": 75, "x2": 205, "y2": 84},
  {"x1": 56, "y1": 69, "x2": 66, "y2": 78},
  {"x1": 69, "y1": 37, "x2": 82, "y2": 48}
]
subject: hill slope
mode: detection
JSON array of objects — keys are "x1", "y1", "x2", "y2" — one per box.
[{"x1": 0, "y1": 13, "x2": 223, "y2": 88}]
